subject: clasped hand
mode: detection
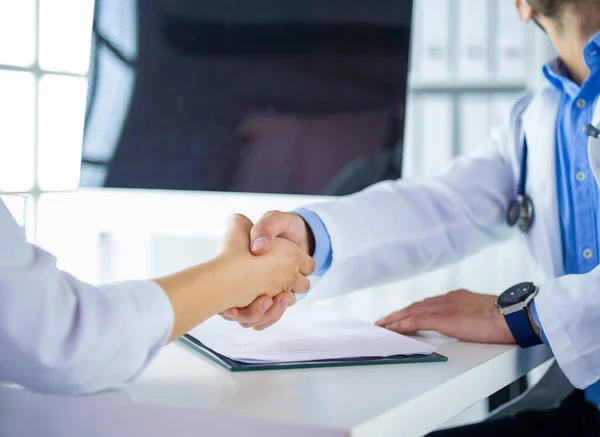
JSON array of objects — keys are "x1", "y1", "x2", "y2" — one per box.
[{"x1": 221, "y1": 211, "x2": 314, "y2": 330}]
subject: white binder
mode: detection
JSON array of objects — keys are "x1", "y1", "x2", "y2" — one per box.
[
  {"x1": 401, "y1": 95, "x2": 419, "y2": 178},
  {"x1": 496, "y1": 0, "x2": 526, "y2": 78},
  {"x1": 457, "y1": 0, "x2": 489, "y2": 79},
  {"x1": 416, "y1": 0, "x2": 451, "y2": 79},
  {"x1": 421, "y1": 94, "x2": 454, "y2": 176}
]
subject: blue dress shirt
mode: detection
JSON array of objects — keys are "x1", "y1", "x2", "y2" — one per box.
[
  {"x1": 531, "y1": 30, "x2": 600, "y2": 407},
  {"x1": 295, "y1": 208, "x2": 333, "y2": 276}
]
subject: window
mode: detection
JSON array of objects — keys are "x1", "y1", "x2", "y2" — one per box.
[{"x1": 0, "y1": 0, "x2": 94, "y2": 196}]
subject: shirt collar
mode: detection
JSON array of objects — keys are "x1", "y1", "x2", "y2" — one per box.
[
  {"x1": 542, "y1": 30, "x2": 600, "y2": 97},
  {"x1": 587, "y1": 30, "x2": 600, "y2": 57}
]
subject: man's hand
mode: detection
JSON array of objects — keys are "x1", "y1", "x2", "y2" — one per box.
[
  {"x1": 221, "y1": 292, "x2": 298, "y2": 331},
  {"x1": 220, "y1": 211, "x2": 316, "y2": 330},
  {"x1": 250, "y1": 211, "x2": 315, "y2": 257},
  {"x1": 375, "y1": 289, "x2": 516, "y2": 344},
  {"x1": 218, "y1": 214, "x2": 314, "y2": 310}
]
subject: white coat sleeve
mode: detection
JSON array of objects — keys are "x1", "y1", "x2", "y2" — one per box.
[
  {"x1": 0, "y1": 200, "x2": 174, "y2": 395},
  {"x1": 304, "y1": 121, "x2": 519, "y2": 299},
  {"x1": 535, "y1": 269, "x2": 600, "y2": 389}
]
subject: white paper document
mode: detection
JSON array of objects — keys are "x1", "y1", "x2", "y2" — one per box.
[{"x1": 188, "y1": 311, "x2": 437, "y2": 364}]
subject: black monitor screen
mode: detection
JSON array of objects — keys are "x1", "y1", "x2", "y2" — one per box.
[{"x1": 81, "y1": 0, "x2": 413, "y2": 196}]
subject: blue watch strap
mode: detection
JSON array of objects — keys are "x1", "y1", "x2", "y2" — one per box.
[{"x1": 504, "y1": 308, "x2": 543, "y2": 348}]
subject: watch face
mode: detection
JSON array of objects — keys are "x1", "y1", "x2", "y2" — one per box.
[{"x1": 498, "y1": 283, "x2": 534, "y2": 308}]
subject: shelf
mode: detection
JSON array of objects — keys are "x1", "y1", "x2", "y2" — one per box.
[{"x1": 409, "y1": 77, "x2": 527, "y2": 93}]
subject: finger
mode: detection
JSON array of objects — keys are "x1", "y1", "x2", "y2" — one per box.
[
  {"x1": 375, "y1": 298, "x2": 440, "y2": 327},
  {"x1": 220, "y1": 308, "x2": 239, "y2": 319},
  {"x1": 299, "y1": 252, "x2": 316, "y2": 276},
  {"x1": 281, "y1": 290, "x2": 296, "y2": 307},
  {"x1": 253, "y1": 316, "x2": 283, "y2": 331},
  {"x1": 291, "y1": 275, "x2": 310, "y2": 295},
  {"x1": 385, "y1": 315, "x2": 437, "y2": 335},
  {"x1": 375, "y1": 303, "x2": 423, "y2": 327},
  {"x1": 229, "y1": 296, "x2": 273, "y2": 325},
  {"x1": 250, "y1": 211, "x2": 292, "y2": 255},
  {"x1": 252, "y1": 292, "x2": 294, "y2": 331},
  {"x1": 222, "y1": 214, "x2": 254, "y2": 251}
]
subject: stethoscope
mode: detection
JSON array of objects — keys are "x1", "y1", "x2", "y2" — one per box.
[
  {"x1": 507, "y1": 138, "x2": 534, "y2": 233},
  {"x1": 507, "y1": 123, "x2": 600, "y2": 234}
]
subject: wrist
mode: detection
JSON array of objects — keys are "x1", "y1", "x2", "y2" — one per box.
[
  {"x1": 496, "y1": 282, "x2": 542, "y2": 348},
  {"x1": 527, "y1": 305, "x2": 541, "y2": 338},
  {"x1": 493, "y1": 309, "x2": 518, "y2": 344},
  {"x1": 300, "y1": 216, "x2": 316, "y2": 256},
  {"x1": 294, "y1": 208, "x2": 332, "y2": 275},
  {"x1": 214, "y1": 251, "x2": 281, "y2": 310},
  {"x1": 212, "y1": 253, "x2": 257, "y2": 310},
  {"x1": 156, "y1": 258, "x2": 233, "y2": 341}
]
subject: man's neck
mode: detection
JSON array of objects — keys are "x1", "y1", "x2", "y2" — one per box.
[{"x1": 554, "y1": 17, "x2": 600, "y2": 85}]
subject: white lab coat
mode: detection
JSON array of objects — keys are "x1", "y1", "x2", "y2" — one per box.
[{"x1": 305, "y1": 81, "x2": 600, "y2": 390}]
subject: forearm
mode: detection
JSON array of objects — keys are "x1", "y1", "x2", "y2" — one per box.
[
  {"x1": 0, "y1": 207, "x2": 299, "y2": 394},
  {"x1": 304, "y1": 145, "x2": 514, "y2": 292},
  {"x1": 0, "y1": 249, "x2": 256, "y2": 393},
  {"x1": 156, "y1": 256, "x2": 251, "y2": 342}
]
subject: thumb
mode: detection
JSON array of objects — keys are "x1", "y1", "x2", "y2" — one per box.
[
  {"x1": 250, "y1": 211, "x2": 291, "y2": 255},
  {"x1": 222, "y1": 214, "x2": 254, "y2": 251}
]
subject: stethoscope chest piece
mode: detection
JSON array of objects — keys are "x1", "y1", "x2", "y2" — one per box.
[
  {"x1": 507, "y1": 194, "x2": 535, "y2": 233},
  {"x1": 507, "y1": 198, "x2": 521, "y2": 227},
  {"x1": 507, "y1": 125, "x2": 598, "y2": 235},
  {"x1": 508, "y1": 138, "x2": 534, "y2": 234}
]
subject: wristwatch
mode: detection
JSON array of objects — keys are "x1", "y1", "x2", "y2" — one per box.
[{"x1": 496, "y1": 282, "x2": 542, "y2": 348}]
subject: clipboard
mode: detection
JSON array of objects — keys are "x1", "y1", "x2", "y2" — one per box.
[{"x1": 181, "y1": 334, "x2": 448, "y2": 372}]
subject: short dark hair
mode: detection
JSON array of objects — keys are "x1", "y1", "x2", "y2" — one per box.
[{"x1": 527, "y1": 0, "x2": 587, "y2": 18}]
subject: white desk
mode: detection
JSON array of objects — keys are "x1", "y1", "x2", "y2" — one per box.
[
  {"x1": 2, "y1": 191, "x2": 550, "y2": 436},
  {"x1": 0, "y1": 333, "x2": 552, "y2": 437}
]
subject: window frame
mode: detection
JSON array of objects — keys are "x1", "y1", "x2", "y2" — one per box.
[{"x1": 0, "y1": 0, "x2": 91, "y2": 240}]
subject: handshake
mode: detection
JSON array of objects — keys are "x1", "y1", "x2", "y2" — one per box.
[
  {"x1": 160, "y1": 208, "x2": 514, "y2": 346},
  {"x1": 217, "y1": 211, "x2": 316, "y2": 330}
]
